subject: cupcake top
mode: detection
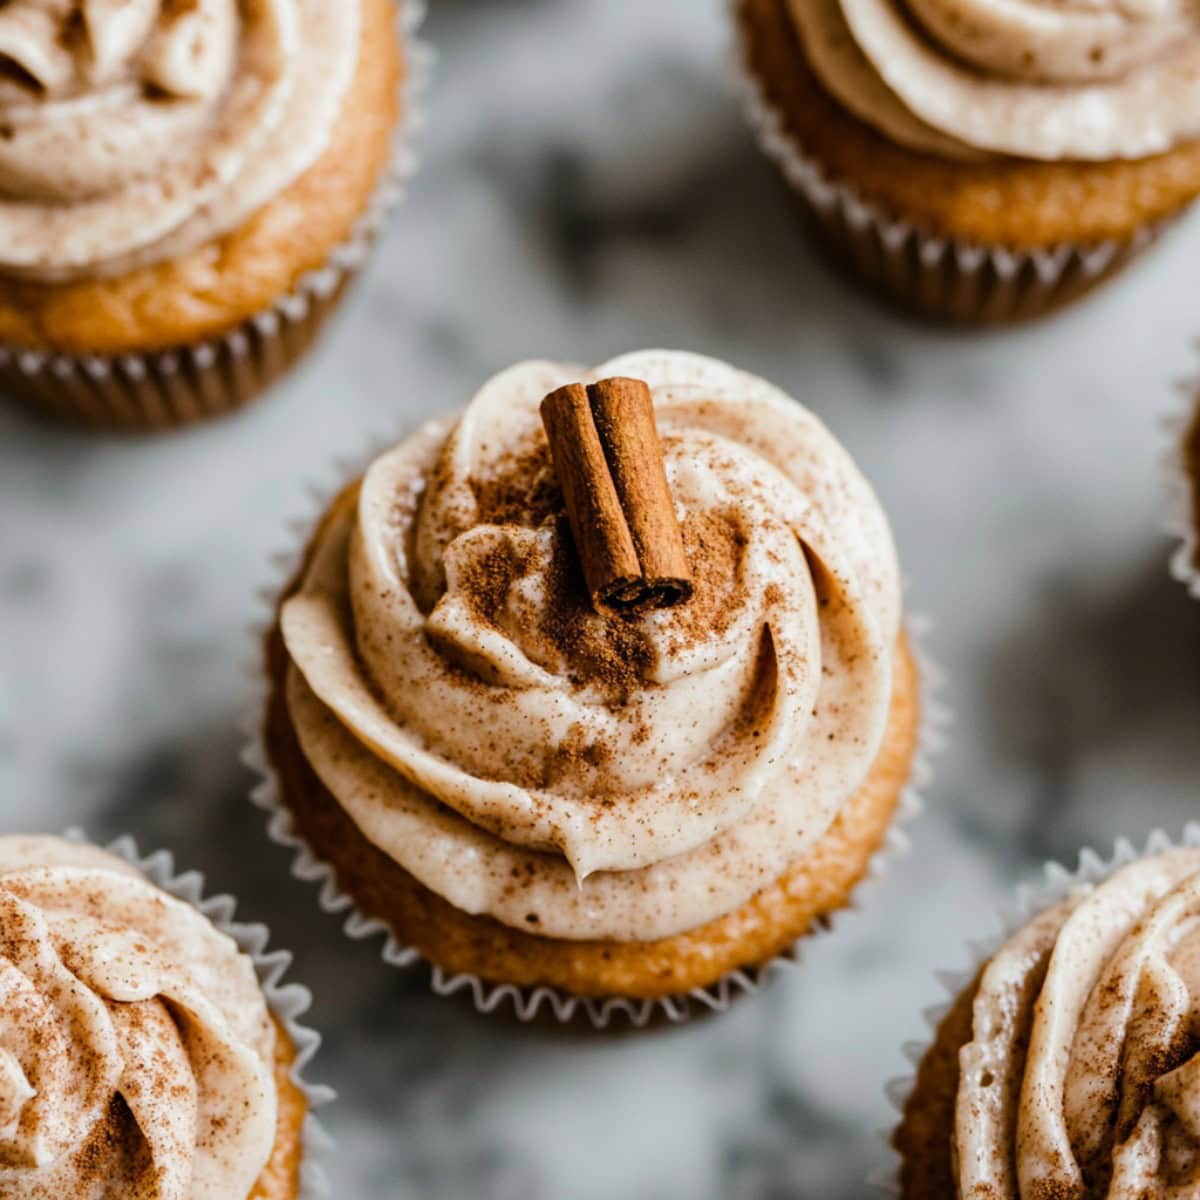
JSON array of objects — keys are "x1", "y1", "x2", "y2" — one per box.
[
  {"x1": 0, "y1": 835, "x2": 280, "y2": 1199},
  {"x1": 281, "y1": 350, "x2": 902, "y2": 942},
  {"x1": 954, "y1": 846, "x2": 1200, "y2": 1198},
  {"x1": 790, "y1": 0, "x2": 1200, "y2": 161},
  {"x1": 0, "y1": 0, "x2": 361, "y2": 283}
]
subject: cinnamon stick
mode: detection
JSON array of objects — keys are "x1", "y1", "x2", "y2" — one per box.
[{"x1": 540, "y1": 376, "x2": 693, "y2": 613}]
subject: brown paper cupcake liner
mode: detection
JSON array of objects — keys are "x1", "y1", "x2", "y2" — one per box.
[
  {"x1": 730, "y1": 3, "x2": 1168, "y2": 327},
  {"x1": 1166, "y1": 373, "x2": 1200, "y2": 599},
  {"x1": 871, "y1": 825, "x2": 1200, "y2": 1195},
  {"x1": 241, "y1": 431, "x2": 949, "y2": 1029},
  {"x1": 0, "y1": 2, "x2": 432, "y2": 434},
  {"x1": 63, "y1": 827, "x2": 335, "y2": 1199}
]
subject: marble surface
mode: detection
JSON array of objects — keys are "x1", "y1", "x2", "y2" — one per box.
[{"x1": 3, "y1": 0, "x2": 1200, "y2": 1196}]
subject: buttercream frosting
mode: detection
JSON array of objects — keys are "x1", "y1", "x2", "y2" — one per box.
[
  {"x1": 954, "y1": 847, "x2": 1200, "y2": 1198},
  {"x1": 0, "y1": 0, "x2": 360, "y2": 282},
  {"x1": 280, "y1": 350, "x2": 903, "y2": 943},
  {"x1": 0, "y1": 835, "x2": 278, "y2": 1199},
  {"x1": 789, "y1": 0, "x2": 1200, "y2": 161}
]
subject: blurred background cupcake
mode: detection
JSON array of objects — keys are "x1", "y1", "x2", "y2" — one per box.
[
  {"x1": 890, "y1": 831, "x2": 1200, "y2": 1198},
  {"x1": 0, "y1": 0, "x2": 423, "y2": 433},
  {"x1": 735, "y1": 0, "x2": 1200, "y2": 326},
  {"x1": 1169, "y1": 375, "x2": 1200, "y2": 599},
  {"x1": 0, "y1": 832, "x2": 329, "y2": 1199},
  {"x1": 252, "y1": 349, "x2": 929, "y2": 1024}
]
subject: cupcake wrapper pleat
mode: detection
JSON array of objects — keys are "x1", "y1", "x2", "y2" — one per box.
[
  {"x1": 0, "y1": 1, "x2": 433, "y2": 433},
  {"x1": 241, "y1": 432, "x2": 950, "y2": 1029},
  {"x1": 730, "y1": 1, "x2": 1170, "y2": 327},
  {"x1": 63, "y1": 827, "x2": 336, "y2": 1200}
]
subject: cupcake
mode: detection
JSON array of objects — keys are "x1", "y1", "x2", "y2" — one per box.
[
  {"x1": 1169, "y1": 386, "x2": 1200, "y2": 599},
  {"x1": 734, "y1": 0, "x2": 1200, "y2": 325},
  {"x1": 255, "y1": 349, "x2": 925, "y2": 1022},
  {"x1": 893, "y1": 835, "x2": 1200, "y2": 1198},
  {"x1": 0, "y1": 0, "x2": 416, "y2": 432},
  {"x1": 0, "y1": 833, "x2": 325, "y2": 1199}
]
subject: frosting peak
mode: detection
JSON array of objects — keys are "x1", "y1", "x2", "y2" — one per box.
[
  {"x1": 0, "y1": 836, "x2": 278, "y2": 1200},
  {"x1": 281, "y1": 351, "x2": 903, "y2": 942}
]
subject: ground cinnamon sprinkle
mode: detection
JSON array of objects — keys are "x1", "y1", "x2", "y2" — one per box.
[
  {"x1": 469, "y1": 439, "x2": 560, "y2": 528},
  {"x1": 536, "y1": 521, "x2": 656, "y2": 698},
  {"x1": 432, "y1": 431, "x2": 759, "y2": 703},
  {"x1": 657, "y1": 507, "x2": 749, "y2": 657}
]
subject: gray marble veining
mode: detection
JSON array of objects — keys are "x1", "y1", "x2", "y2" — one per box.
[{"x1": 2, "y1": 1, "x2": 1200, "y2": 1196}]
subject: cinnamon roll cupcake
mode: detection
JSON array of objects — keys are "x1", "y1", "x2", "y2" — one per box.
[
  {"x1": 0, "y1": 833, "x2": 324, "y2": 1199},
  {"x1": 735, "y1": 0, "x2": 1200, "y2": 325},
  {"x1": 894, "y1": 836, "x2": 1200, "y2": 1199},
  {"x1": 0, "y1": 0, "x2": 415, "y2": 431},
  {"x1": 256, "y1": 349, "x2": 924, "y2": 1017}
]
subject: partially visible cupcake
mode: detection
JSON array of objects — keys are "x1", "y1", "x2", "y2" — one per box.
[
  {"x1": 1169, "y1": 385, "x2": 1200, "y2": 599},
  {"x1": 735, "y1": 0, "x2": 1200, "y2": 325},
  {"x1": 0, "y1": 834, "x2": 322, "y2": 1199},
  {"x1": 0, "y1": 0, "x2": 415, "y2": 432},
  {"x1": 893, "y1": 837, "x2": 1200, "y2": 1198},
  {"x1": 256, "y1": 349, "x2": 925, "y2": 1021}
]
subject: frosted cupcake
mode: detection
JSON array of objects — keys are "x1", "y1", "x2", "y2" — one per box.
[
  {"x1": 0, "y1": 0, "x2": 412, "y2": 431},
  {"x1": 894, "y1": 840, "x2": 1200, "y2": 1198},
  {"x1": 735, "y1": 0, "x2": 1200, "y2": 325},
  {"x1": 0, "y1": 834, "x2": 321, "y2": 1199},
  {"x1": 257, "y1": 349, "x2": 924, "y2": 1017}
]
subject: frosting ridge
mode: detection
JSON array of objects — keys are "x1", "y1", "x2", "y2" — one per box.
[{"x1": 281, "y1": 350, "x2": 903, "y2": 943}]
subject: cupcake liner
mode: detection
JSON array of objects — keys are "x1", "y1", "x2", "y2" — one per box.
[
  {"x1": 241, "y1": 428, "x2": 950, "y2": 1030},
  {"x1": 1165, "y1": 372, "x2": 1200, "y2": 599},
  {"x1": 0, "y1": 1, "x2": 432, "y2": 434},
  {"x1": 730, "y1": 1, "x2": 1168, "y2": 327},
  {"x1": 61, "y1": 826, "x2": 335, "y2": 1199},
  {"x1": 871, "y1": 823, "x2": 1200, "y2": 1196}
]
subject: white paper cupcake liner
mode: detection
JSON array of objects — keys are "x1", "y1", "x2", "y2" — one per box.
[
  {"x1": 730, "y1": 0, "x2": 1168, "y2": 326},
  {"x1": 61, "y1": 826, "x2": 335, "y2": 1199},
  {"x1": 241, "y1": 428, "x2": 950, "y2": 1030},
  {"x1": 1165, "y1": 373, "x2": 1200, "y2": 599},
  {"x1": 871, "y1": 823, "x2": 1200, "y2": 1196},
  {"x1": 0, "y1": 1, "x2": 432, "y2": 433}
]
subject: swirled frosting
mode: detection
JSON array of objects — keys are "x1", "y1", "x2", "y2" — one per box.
[
  {"x1": 0, "y1": 0, "x2": 360, "y2": 282},
  {"x1": 953, "y1": 847, "x2": 1200, "y2": 1198},
  {"x1": 281, "y1": 350, "x2": 903, "y2": 943},
  {"x1": 0, "y1": 835, "x2": 278, "y2": 1199},
  {"x1": 789, "y1": 0, "x2": 1200, "y2": 161}
]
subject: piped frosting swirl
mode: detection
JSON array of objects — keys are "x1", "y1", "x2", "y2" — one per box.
[
  {"x1": 0, "y1": 835, "x2": 278, "y2": 1200},
  {"x1": 0, "y1": 0, "x2": 359, "y2": 282},
  {"x1": 280, "y1": 350, "x2": 902, "y2": 943},
  {"x1": 954, "y1": 847, "x2": 1200, "y2": 1198},
  {"x1": 790, "y1": 0, "x2": 1200, "y2": 161}
]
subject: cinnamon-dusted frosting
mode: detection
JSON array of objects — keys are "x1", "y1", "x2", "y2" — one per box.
[
  {"x1": 789, "y1": 0, "x2": 1200, "y2": 161},
  {"x1": 280, "y1": 350, "x2": 903, "y2": 943},
  {"x1": 954, "y1": 847, "x2": 1200, "y2": 1198},
  {"x1": 0, "y1": 835, "x2": 279, "y2": 1199},
  {"x1": 0, "y1": 0, "x2": 360, "y2": 282}
]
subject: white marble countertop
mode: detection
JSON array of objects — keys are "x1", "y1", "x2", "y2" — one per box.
[{"x1": 3, "y1": 1, "x2": 1200, "y2": 1196}]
